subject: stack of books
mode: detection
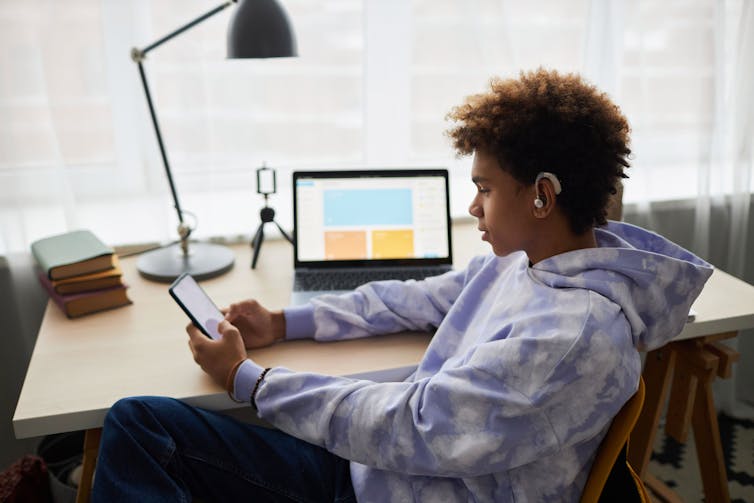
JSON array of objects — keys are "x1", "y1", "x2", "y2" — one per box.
[{"x1": 31, "y1": 230, "x2": 132, "y2": 318}]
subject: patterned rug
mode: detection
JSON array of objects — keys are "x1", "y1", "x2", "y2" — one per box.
[{"x1": 648, "y1": 414, "x2": 754, "y2": 502}]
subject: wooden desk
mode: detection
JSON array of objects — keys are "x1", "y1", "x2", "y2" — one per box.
[
  {"x1": 13, "y1": 221, "x2": 754, "y2": 502},
  {"x1": 14, "y1": 223, "x2": 488, "y2": 439},
  {"x1": 13, "y1": 224, "x2": 487, "y2": 503}
]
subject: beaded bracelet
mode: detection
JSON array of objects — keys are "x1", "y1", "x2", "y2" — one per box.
[{"x1": 251, "y1": 367, "x2": 272, "y2": 410}]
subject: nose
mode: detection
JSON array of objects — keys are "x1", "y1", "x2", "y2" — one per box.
[{"x1": 468, "y1": 196, "x2": 482, "y2": 218}]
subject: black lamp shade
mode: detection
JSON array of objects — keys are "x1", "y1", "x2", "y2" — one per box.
[{"x1": 228, "y1": 0, "x2": 297, "y2": 58}]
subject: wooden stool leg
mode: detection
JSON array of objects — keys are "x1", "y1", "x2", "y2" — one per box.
[
  {"x1": 665, "y1": 362, "x2": 697, "y2": 443},
  {"x1": 674, "y1": 339, "x2": 735, "y2": 503},
  {"x1": 692, "y1": 370, "x2": 730, "y2": 503},
  {"x1": 629, "y1": 346, "x2": 676, "y2": 477},
  {"x1": 76, "y1": 428, "x2": 102, "y2": 503}
]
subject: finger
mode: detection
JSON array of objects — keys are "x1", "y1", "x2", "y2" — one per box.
[
  {"x1": 224, "y1": 305, "x2": 240, "y2": 321},
  {"x1": 186, "y1": 324, "x2": 209, "y2": 348},
  {"x1": 186, "y1": 322, "x2": 198, "y2": 339},
  {"x1": 217, "y1": 319, "x2": 241, "y2": 339},
  {"x1": 187, "y1": 339, "x2": 199, "y2": 361}
]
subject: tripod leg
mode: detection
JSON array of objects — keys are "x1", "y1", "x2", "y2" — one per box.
[
  {"x1": 274, "y1": 221, "x2": 294, "y2": 245},
  {"x1": 251, "y1": 223, "x2": 263, "y2": 249},
  {"x1": 251, "y1": 224, "x2": 265, "y2": 269}
]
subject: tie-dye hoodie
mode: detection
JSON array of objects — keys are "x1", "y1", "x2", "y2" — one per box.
[{"x1": 235, "y1": 221, "x2": 712, "y2": 502}]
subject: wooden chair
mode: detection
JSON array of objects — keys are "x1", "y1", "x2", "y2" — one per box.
[
  {"x1": 580, "y1": 377, "x2": 649, "y2": 503},
  {"x1": 606, "y1": 181, "x2": 624, "y2": 222}
]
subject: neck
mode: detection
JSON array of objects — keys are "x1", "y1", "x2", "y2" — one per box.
[{"x1": 527, "y1": 216, "x2": 597, "y2": 265}]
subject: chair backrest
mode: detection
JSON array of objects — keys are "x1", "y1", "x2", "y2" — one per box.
[
  {"x1": 579, "y1": 377, "x2": 647, "y2": 503},
  {"x1": 606, "y1": 180, "x2": 624, "y2": 221}
]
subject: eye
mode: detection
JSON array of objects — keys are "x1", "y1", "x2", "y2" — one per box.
[{"x1": 476, "y1": 184, "x2": 490, "y2": 194}]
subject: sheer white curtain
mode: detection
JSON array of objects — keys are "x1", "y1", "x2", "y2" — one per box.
[
  {"x1": 3, "y1": 0, "x2": 752, "y2": 246},
  {"x1": 1, "y1": 0, "x2": 753, "y2": 410},
  {"x1": 607, "y1": 0, "x2": 754, "y2": 417},
  {"x1": 696, "y1": 0, "x2": 754, "y2": 279},
  {"x1": 700, "y1": 1, "x2": 754, "y2": 417},
  {"x1": 0, "y1": 1, "x2": 120, "y2": 251},
  {"x1": 0, "y1": 0, "x2": 366, "y2": 252}
]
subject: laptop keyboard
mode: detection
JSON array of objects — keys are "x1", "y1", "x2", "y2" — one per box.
[{"x1": 294, "y1": 267, "x2": 451, "y2": 291}]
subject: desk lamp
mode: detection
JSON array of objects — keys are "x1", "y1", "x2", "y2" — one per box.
[{"x1": 131, "y1": 0, "x2": 297, "y2": 282}]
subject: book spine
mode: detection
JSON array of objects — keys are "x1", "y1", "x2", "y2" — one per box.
[{"x1": 37, "y1": 272, "x2": 69, "y2": 316}]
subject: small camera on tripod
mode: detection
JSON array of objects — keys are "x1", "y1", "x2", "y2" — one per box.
[{"x1": 251, "y1": 164, "x2": 293, "y2": 269}]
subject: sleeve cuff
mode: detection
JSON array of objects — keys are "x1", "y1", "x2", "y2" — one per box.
[
  {"x1": 232, "y1": 359, "x2": 265, "y2": 402},
  {"x1": 283, "y1": 305, "x2": 316, "y2": 340}
]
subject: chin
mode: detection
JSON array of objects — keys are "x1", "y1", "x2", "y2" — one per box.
[{"x1": 490, "y1": 245, "x2": 508, "y2": 257}]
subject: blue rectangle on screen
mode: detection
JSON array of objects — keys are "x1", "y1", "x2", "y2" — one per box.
[{"x1": 324, "y1": 189, "x2": 412, "y2": 226}]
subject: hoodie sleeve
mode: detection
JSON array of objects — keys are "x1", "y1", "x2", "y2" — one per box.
[
  {"x1": 255, "y1": 366, "x2": 538, "y2": 477},
  {"x1": 255, "y1": 291, "x2": 641, "y2": 477},
  {"x1": 284, "y1": 254, "x2": 490, "y2": 342}
]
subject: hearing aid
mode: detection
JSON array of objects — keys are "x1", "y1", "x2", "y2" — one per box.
[{"x1": 534, "y1": 172, "x2": 562, "y2": 208}]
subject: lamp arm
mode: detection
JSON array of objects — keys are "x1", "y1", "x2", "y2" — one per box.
[
  {"x1": 130, "y1": 0, "x2": 235, "y2": 253},
  {"x1": 135, "y1": 60, "x2": 185, "y2": 227},
  {"x1": 132, "y1": 1, "x2": 234, "y2": 60}
]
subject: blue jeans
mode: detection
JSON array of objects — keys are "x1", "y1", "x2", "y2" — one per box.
[{"x1": 92, "y1": 397, "x2": 356, "y2": 502}]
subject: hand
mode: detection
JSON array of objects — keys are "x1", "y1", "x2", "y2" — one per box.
[
  {"x1": 187, "y1": 320, "x2": 247, "y2": 389},
  {"x1": 223, "y1": 299, "x2": 286, "y2": 349}
]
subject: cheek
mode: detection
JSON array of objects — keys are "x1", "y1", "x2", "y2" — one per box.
[
  {"x1": 485, "y1": 200, "x2": 502, "y2": 224},
  {"x1": 486, "y1": 201, "x2": 518, "y2": 235}
]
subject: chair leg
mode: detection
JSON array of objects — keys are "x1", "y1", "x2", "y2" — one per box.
[
  {"x1": 690, "y1": 362, "x2": 730, "y2": 502},
  {"x1": 644, "y1": 473, "x2": 684, "y2": 503}
]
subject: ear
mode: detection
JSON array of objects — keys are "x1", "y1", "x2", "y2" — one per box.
[{"x1": 532, "y1": 176, "x2": 558, "y2": 218}]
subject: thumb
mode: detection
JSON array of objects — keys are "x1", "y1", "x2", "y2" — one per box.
[{"x1": 218, "y1": 319, "x2": 241, "y2": 339}]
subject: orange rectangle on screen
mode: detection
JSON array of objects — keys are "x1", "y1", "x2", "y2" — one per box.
[
  {"x1": 371, "y1": 229, "x2": 414, "y2": 259},
  {"x1": 324, "y1": 231, "x2": 368, "y2": 259}
]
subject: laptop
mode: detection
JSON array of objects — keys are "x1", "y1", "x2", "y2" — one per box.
[{"x1": 290, "y1": 169, "x2": 454, "y2": 305}]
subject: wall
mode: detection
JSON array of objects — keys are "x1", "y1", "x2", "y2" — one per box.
[{"x1": 0, "y1": 253, "x2": 47, "y2": 469}]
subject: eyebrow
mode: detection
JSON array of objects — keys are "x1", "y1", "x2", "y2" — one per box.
[{"x1": 471, "y1": 176, "x2": 490, "y2": 184}]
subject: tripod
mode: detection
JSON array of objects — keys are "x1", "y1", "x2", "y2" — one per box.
[{"x1": 251, "y1": 195, "x2": 293, "y2": 269}]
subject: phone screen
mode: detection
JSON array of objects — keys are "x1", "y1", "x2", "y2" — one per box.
[{"x1": 169, "y1": 273, "x2": 224, "y2": 340}]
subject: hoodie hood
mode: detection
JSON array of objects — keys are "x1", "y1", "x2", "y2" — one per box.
[{"x1": 530, "y1": 221, "x2": 713, "y2": 351}]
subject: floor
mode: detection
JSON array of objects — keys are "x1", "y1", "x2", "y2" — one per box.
[{"x1": 649, "y1": 413, "x2": 754, "y2": 502}]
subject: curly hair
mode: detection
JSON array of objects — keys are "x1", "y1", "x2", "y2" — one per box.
[{"x1": 446, "y1": 68, "x2": 631, "y2": 234}]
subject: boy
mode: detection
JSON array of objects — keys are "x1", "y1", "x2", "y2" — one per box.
[{"x1": 93, "y1": 69, "x2": 712, "y2": 502}]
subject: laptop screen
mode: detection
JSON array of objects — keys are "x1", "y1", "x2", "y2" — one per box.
[{"x1": 293, "y1": 170, "x2": 452, "y2": 268}]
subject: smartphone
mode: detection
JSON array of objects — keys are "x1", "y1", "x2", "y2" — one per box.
[{"x1": 169, "y1": 273, "x2": 224, "y2": 340}]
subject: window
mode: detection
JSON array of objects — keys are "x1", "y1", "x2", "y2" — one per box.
[{"x1": 1, "y1": 0, "x2": 750, "y2": 253}]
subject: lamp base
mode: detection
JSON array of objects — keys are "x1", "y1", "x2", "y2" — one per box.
[{"x1": 137, "y1": 242, "x2": 235, "y2": 282}]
